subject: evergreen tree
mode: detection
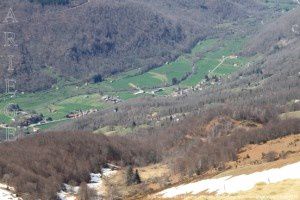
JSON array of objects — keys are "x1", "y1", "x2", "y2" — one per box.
[
  {"x1": 172, "y1": 77, "x2": 178, "y2": 85},
  {"x1": 126, "y1": 165, "x2": 134, "y2": 185},
  {"x1": 126, "y1": 166, "x2": 142, "y2": 185},
  {"x1": 133, "y1": 169, "x2": 141, "y2": 184}
]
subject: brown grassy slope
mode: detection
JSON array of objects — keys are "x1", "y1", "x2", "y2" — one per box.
[
  {"x1": 142, "y1": 134, "x2": 300, "y2": 200},
  {"x1": 179, "y1": 180, "x2": 300, "y2": 200}
]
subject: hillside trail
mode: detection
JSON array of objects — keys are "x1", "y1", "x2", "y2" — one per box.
[
  {"x1": 15, "y1": 0, "x2": 92, "y2": 22},
  {"x1": 62, "y1": 0, "x2": 102, "y2": 12},
  {"x1": 209, "y1": 55, "x2": 237, "y2": 75},
  {"x1": 47, "y1": 0, "x2": 91, "y2": 15}
]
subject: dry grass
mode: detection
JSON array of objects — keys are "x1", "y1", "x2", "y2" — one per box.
[
  {"x1": 146, "y1": 177, "x2": 300, "y2": 200},
  {"x1": 179, "y1": 179, "x2": 300, "y2": 200},
  {"x1": 279, "y1": 111, "x2": 300, "y2": 120},
  {"x1": 104, "y1": 164, "x2": 183, "y2": 199},
  {"x1": 238, "y1": 134, "x2": 300, "y2": 163},
  {"x1": 215, "y1": 134, "x2": 300, "y2": 178}
]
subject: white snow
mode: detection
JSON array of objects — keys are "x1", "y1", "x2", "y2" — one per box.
[
  {"x1": 90, "y1": 173, "x2": 101, "y2": 183},
  {"x1": 158, "y1": 161, "x2": 300, "y2": 198},
  {"x1": 0, "y1": 183, "x2": 21, "y2": 200},
  {"x1": 58, "y1": 168, "x2": 117, "y2": 200}
]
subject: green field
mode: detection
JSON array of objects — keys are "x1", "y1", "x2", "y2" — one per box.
[
  {"x1": 106, "y1": 55, "x2": 192, "y2": 91},
  {"x1": 0, "y1": 35, "x2": 251, "y2": 127},
  {"x1": 100, "y1": 37, "x2": 249, "y2": 90},
  {"x1": 0, "y1": 87, "x2": 109, "y2": 124},
  {"x1": 181, "y1": 37, "x2": 248, "y2": 86}
]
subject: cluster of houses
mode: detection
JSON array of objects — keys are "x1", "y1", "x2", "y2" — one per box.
[
  {"x1": 18, "y1": 114, "x2": 44, "y2": 127},
  {"x1": 134, "y1": 88, "x2": 164, "y2": 95},
  {"x1": 172, "y1": 88, "x2": 190, "y2": 97},
  {"x1": 102, "y1": 95, "x2": 122, "y2": 104},
  {"x1": 1, "y1": 104, "x2": 44, "y2": 128},
  {"x1": 146, "y1": 112, "x2": 187, "y2": 126},
  {"x1": 171, "y1": 75, "x2": 222, "y2": 97},
  {"x1": 66, "y1": 109, "x2": 99, "y2": 119}
]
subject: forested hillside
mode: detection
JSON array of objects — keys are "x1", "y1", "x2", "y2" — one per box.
[{"x1": 0, "y1": 0, "x2": 265, "y2": 92}]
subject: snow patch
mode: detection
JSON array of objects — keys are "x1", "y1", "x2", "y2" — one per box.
[
  {"x1": 158, "y1": 161, "x2": 300, "y2": 198},
  {"x1": 0, "y1": 183, "x2": 21, "y2": 200},
  {"x1": 58, "y1": 168, "x2": 117, "y2": 200}
]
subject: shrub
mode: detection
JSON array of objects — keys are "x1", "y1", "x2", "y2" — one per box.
[
  {"x1": 91, "y1": 74, "x2": 103, "y2": 84},
  {"x1": 132, "y1": 169, "x2": 142, "y2": 184},
  {"x1": 126, "y1": 166, "x2": 141, "y2": 185},
  {"x1": 262, "y1": 151, "x2": 278, "y2": 162},
  {"x1": 126, "y1": 166, "x2": 134, "y2": 186}
]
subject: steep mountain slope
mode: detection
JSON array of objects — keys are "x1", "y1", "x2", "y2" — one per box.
[
  {"x1": 0, "y1": 0, "x2": 264, "y2": 92},
  {"x1": 241, "y1": 6, "x2": 300, "y2": 94},
  {"x1": 246, "y1": 6, "x2": 300, "y2": 54}
]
